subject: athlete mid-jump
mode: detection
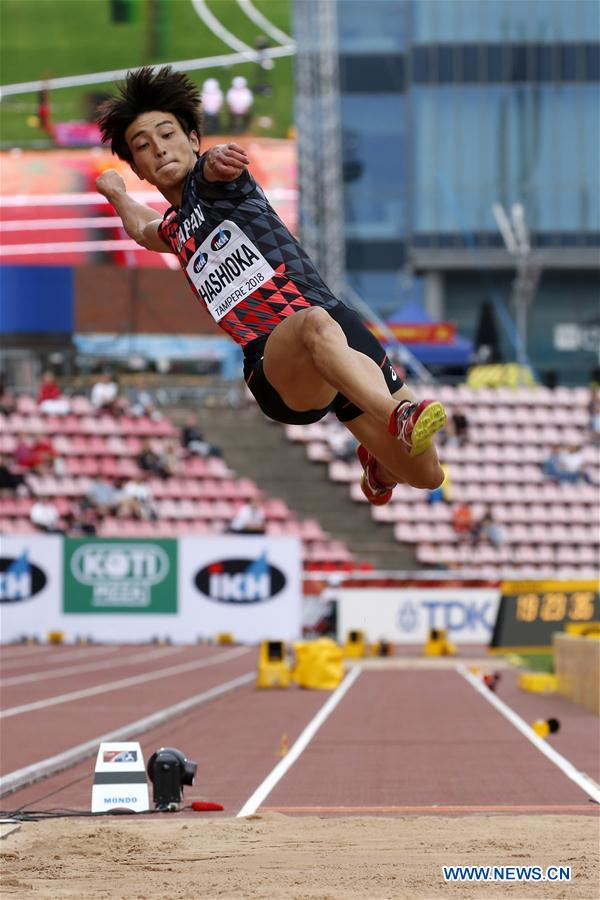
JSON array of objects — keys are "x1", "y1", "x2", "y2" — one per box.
[{"x1": 97, "y1": 66, "x2": 446, "y2": 506}]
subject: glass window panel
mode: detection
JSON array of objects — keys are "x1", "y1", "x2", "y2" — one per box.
[
  {"x1": 346, "y1": 270, "x2": 410, "y2": 315},
  {"x1": 412, "y1": 0, "x2": 600, "y2": 43},
  {"x1": 411, "y1": 84, "x2": 599, "y2": 234},
  {"x1": 338, "y1": 0, "x2": 408, "y2": 52},
  {"x1": 341, "y1": 95, "x2": 407, "y2": 239}
]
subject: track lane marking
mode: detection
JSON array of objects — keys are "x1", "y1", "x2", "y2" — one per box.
[
  {"x1": 0, "y1": 646, "x2": 251, "y2": 719},
  {"x1": 237, "y1": 666, "x2": 361, "y2": 817},
  {"x1": 456, "y1": 665, "x2": 600, "y2": 805},
  {"x1": 0, "y1": 645, "x2": 120, "y2": 669},
  {"x1": 1, "y1": 646, "x2": 181, "y2": 687},
  {"x1": 0, "y1": 672, "x2": 254, "y2": 797}
]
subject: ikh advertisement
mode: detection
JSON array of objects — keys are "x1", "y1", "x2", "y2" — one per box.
[
  {"x1": 0, "y1": 536, "x2": 63, "y2": 639},
  {"x1": 178, "y1": 536, "x2": 302, "y2": 643}
]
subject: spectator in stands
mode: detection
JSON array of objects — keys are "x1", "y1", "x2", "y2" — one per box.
[
  {"x1": 90, "y1": 372, "x2": 119, "y2": 415},
  {"x1": 30, "y1": 434, "x2": 56, "y2": 473},
  {"x1": 328, "y1": 429, "x2": 357, "y2": 462},
  {"x1": 542, "y1": 445, "x2": 562, "y2": 482},
  {"x1": 228, "y1": 500, "x2": 266, "y2": 534},
  {"x1": 226, "y1": 76, "x2": 253, "y2": 133},
  {"x1": 428, "y1": 463, "x2": 452, "y2": 505},
  {"x1": 136, "y1": 438, "x2": 173, "y2": 479},
  {"x1": 0, "y1": 384, "x2": 17, "y2": 417},
  {"x1": 472, "y1": 506, "x2": 503, "y2": 548},
  {"x1": 201, "y1": 78, "x2": 224, "y2": 134},
  {"x1": 157, "y1": 441, "x2": 180, "y2": 478},
  {"x1": 64, "y1": 503, "x2": 98, "y2": 536},
  {"x1": 0, "y1": 454, "x2": 29, "y2": 495},
  {"x1": 119, "y1": 474, "x2": 157, "y2": 520},
  {"x1": 37, "y1": 371, "x2": 70, "y2": 414},
  {"x1": 446, "y1": 407, "x2": 469, "y2": 446},
  {"x1": 14, "y1": 434, "x2": 36, "y2": 471},
  {"x1": 180, "y1": 414, "x2": 223, "y2": 458},
  {"x1": 129, "y1": 377, "x2": 161, "y2": 419},
  {"x1": 590, "y1": 386, "x2": 600, "y2": 446},
  {"x1": 137, "y1": 438, "x2": 161, "y2": 474},
  {"x1": 452, "y1": 502, "x2": 475, "y2": 541},
  {"x1": 30, "y1": 498, "x2": 62, "y2": 533},
  {"x1": 556, "y1": 445, "x2": 596, "y2": 485},
  {"x1": 544, "y1": 444, "x2": 595, "y2": 485},
  {"x1": 84, "y1": 475, "x2": 123, "y2": 517}
]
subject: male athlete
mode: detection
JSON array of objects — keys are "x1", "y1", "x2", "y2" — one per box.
[{"x1": 96, "y1": 66, "x2": 446, "y2": 505}]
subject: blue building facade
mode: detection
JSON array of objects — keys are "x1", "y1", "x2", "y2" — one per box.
[{"x1": 336, "y1": 0, "x2": 600, "y2": 383}]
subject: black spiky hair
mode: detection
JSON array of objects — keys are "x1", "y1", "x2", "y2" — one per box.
[{"x1": 97, "y1": 65, "x2": 203, "y2": 162}]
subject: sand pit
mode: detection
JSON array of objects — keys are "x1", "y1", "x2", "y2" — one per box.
[{"x1": 1, "y1": 813, "x2": 598, "y2": 899}]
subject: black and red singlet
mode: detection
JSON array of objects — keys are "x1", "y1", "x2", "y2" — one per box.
[{"x1": 159, "y1": 155, "x2": 340, "y2": 354}]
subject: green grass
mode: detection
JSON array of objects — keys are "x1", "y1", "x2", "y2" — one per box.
[
  {"x1": 508, "y1": 652, "x2": 555, "y2": 674},
  {"x1": 0, "y1": 0, "x2": 293, "y2": 144}
]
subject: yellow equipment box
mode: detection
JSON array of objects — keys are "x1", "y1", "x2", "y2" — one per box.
[
  {"x1": 256, "y1": 640, "x2": 291, "y2": 688},
  {"x1": 423, "y1": 628, "x2": 456, "y2": 656},
  {"x1": 343, "y1": 629, "x2": 366, "y2": 658}
]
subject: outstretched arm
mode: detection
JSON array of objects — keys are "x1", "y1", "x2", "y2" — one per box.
[
  {"x1": 202, "y1": 142, "x2": 249, "y2": 182},
  {"x1": 96, "y1": 169, "x2": 168, "y2": 253}
]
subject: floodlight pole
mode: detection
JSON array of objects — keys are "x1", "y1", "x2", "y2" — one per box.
[{"x1": 492, "y1": 202, "x2": 542, "y2": 377}]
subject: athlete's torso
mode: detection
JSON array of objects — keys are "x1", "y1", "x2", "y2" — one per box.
[{"x1": 159, "y1": 156, "x2": 340, "y2": 351}]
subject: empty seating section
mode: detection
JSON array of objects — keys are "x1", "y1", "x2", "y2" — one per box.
[
  {"x1": 285, "y1": 386, "x2": 599, "y2": 577},
  {"x1": 0, "y1": 395, "x2": 355, "y2": 570}
]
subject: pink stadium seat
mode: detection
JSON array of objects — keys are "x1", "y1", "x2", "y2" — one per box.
[
  {"x1": 70, "y1": 396, "x2": 94, "y2": 415},
  {"x1": 17, "y1": 396, "x2": 37, "y2": 414},
  {"x1": 263, "y1": 498, "x2": 290, "y2": 521}
]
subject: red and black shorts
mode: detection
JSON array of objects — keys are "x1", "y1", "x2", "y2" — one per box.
[{"x1": 242, "y1": 302, "x2": 404, "y2": 425}]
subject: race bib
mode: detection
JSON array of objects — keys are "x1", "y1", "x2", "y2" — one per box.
[{"x1": 186, "y1": 220, "x2": 276, "y2": 322}]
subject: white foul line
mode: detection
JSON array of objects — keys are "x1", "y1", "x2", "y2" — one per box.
[
  {"x1": 456, "y1": 665, "x2": 600, "y2": 805},
  {"x1": 0, "y1": 646, "x2": 251, "y2": 718},
  {"x1": 237, "y1": 666, "x2": 361, "y2": 817},
  {"x1": 0, "y1": 672, "x2": 254, "y2": 797}
]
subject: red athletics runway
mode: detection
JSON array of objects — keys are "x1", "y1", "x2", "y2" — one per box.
[{"x1": 1, "y1": 646, "x2": 598, "y2": 817}]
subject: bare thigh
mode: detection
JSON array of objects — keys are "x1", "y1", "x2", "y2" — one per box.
[
  {"x1": 344, "y1": 384, "x2": 443, "y2": 490},
  {"x1": 262, "y1": 309, "x2": 337, "y2": 411}
]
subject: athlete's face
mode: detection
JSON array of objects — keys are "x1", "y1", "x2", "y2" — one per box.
[{"x1": 125, "y1": 111, "x2": 199, "y2": 199}]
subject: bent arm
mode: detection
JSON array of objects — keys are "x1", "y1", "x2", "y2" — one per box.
[
  {"x1": 202, "y1": 143, "x2": 250, "y2": 182},
  {"x1": 96, "y1": 169, "x2": 171, "y2": 253}
]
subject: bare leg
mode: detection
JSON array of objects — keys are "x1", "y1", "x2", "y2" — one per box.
[{"x1": 263, "y1": 307, "x2": 398, "y2": 427}]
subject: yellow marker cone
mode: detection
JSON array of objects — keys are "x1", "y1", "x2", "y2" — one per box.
[
  {"x1": 279, "y1": 733, "x2": 288, "y2": 757},
  {"x1": 532, "y1": 718, "x2": 560, "y2": 739}
]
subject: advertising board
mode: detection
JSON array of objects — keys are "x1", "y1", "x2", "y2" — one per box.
[
  {"x1": 0, "y1": 535, "x2": 63, "y2": 641},
  {"x1": 178, "y1": 535, "x2": 302, "y2": 643},
  {"x1": 337, "y1": 587, "x2": 501, "y2": 645}
]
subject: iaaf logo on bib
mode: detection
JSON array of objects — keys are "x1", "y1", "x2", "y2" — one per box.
[
  {"x1": 195, "y1": 553, "x2": 286, "y2": 603},
  {"x1": 211, "y1": 228, "x2": 231, "y2": 251},
  {"x1": 0, "y1": 553, "x2": 47, "y2": 602},
  {"x1": 193, "y1": 252, "x2": 208, "y2": 274}
]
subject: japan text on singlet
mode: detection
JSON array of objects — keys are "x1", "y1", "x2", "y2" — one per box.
[{"x1": 159, "y1": 155, "x2": 339, "y2": 351}]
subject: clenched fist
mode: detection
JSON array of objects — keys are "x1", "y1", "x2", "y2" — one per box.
[
  {"x1": 96, "y1": 169, "x2": 127, "y2": 200},
  {"x1": 204, "y1": 143, "x2": 249, "y2": 181}
]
